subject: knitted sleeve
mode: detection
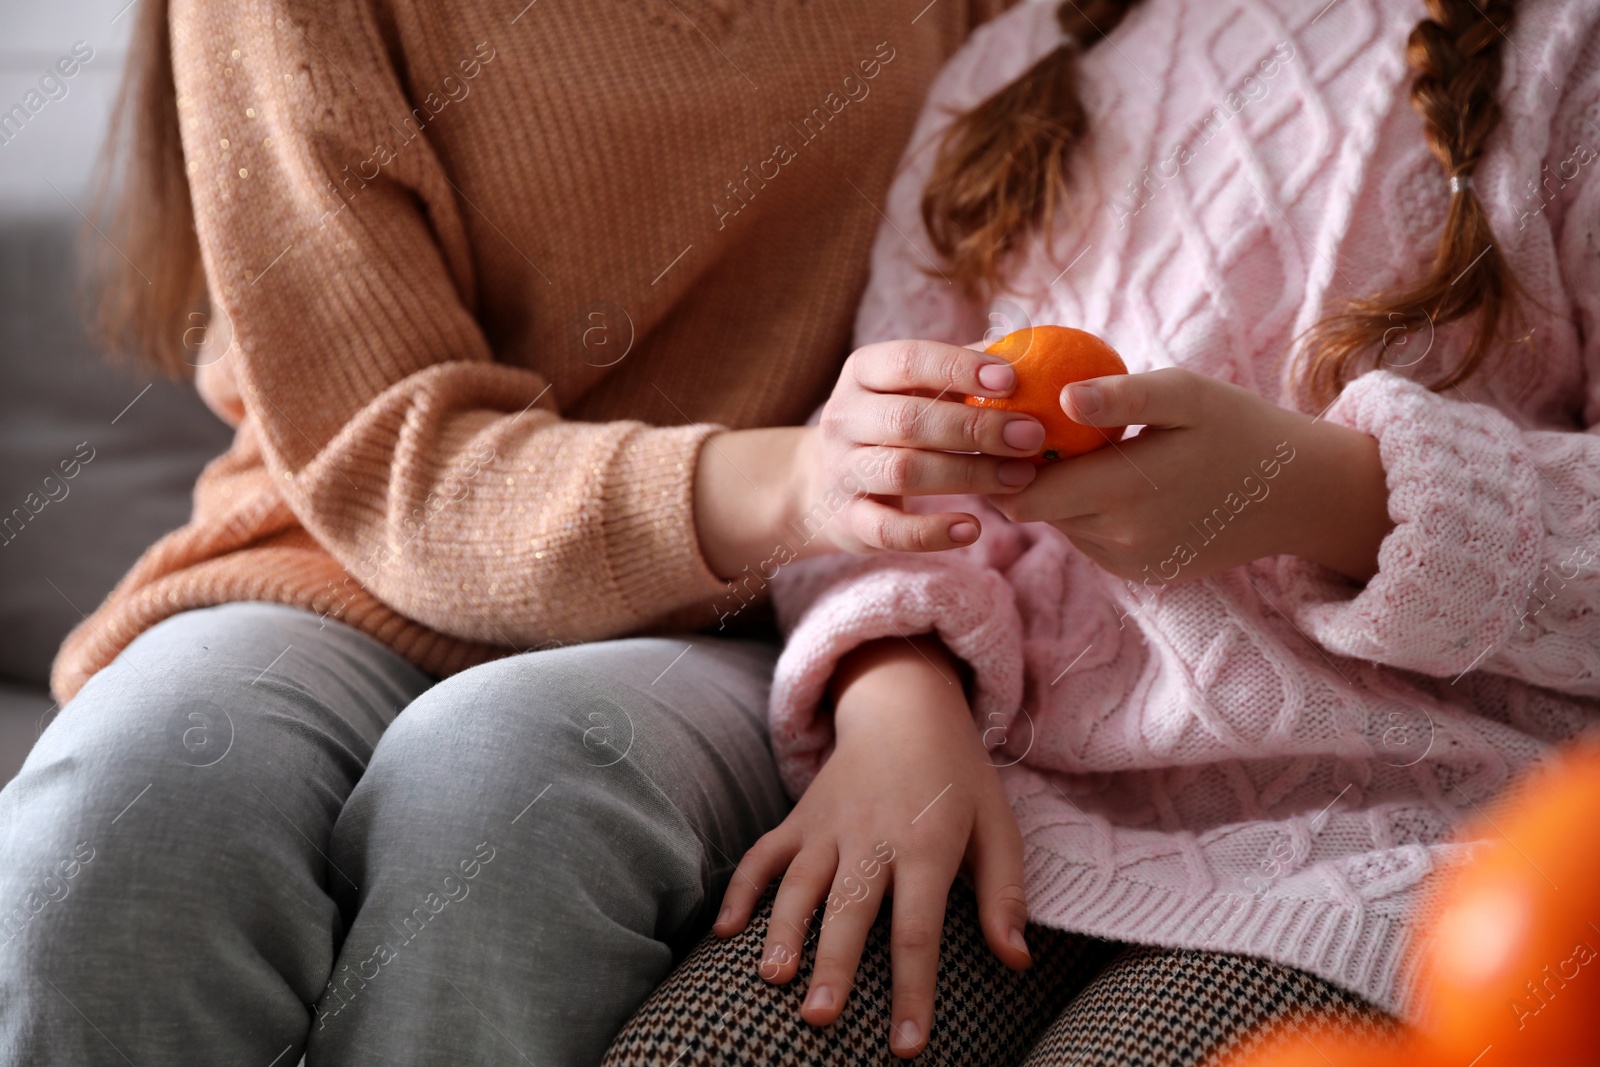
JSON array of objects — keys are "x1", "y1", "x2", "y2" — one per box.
[
  {"x1": 767, "y1": 498, "x2": 1030, "y2": 797},
  {"x1": 1277, "y1": 32, "x2": 1600, "y2": 696},
  {"x1": 1277, "y1": 371, "x2": 1599, "y2": 693},
  {"x1": 169, "y1": 0, "x2": 727, "y2": 647}
]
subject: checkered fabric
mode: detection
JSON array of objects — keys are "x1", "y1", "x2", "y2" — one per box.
[
  {"x1": 1017, "y1": 943, "x2": 1400, "y2": 1066},
  {"x1": 600, "y1": 879, "x2": 1118, "y2": 1065},
  {"x1": 601, "y1": 880, "x2": 1397, "y2": 1065}
]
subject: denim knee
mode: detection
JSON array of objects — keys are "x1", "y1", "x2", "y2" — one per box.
[
  {"x1": 0, "y1": 602, "x2": 424, "y2": 977},
  {"x1": 336, "y1": 641, "x2": 726, "y2": 910},
  {"x1": 345, "y1": 644, "x2": 671, "y2": 829}
]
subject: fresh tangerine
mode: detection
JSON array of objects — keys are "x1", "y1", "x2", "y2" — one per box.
[
  {"x1": 964, "y1": 325, "x2": 1128, "y2": 464},
  {"x1": 1208, "y1": 1025, "x2": 1418, "y2": 1067},
  {"x1": 1416, "y1": 744, "x2": 1600, "y2": 1067},
  {"x1": 1206, "y1": 743, "x2": 1600, "y2": 1067}
]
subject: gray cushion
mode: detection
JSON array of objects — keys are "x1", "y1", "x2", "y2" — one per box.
[
  {"x1": 0, "y1": 214, "x2": 234, "y2": 689},
  {"x1": 0, "y1": 679, "x2": 53, "y2": 786}
]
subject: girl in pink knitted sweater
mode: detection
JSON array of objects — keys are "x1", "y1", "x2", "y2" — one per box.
[{"x1": 699, "y1": 0, "x2": 1600, "y2": 1058}]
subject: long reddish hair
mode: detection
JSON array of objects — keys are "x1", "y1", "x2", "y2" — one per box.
[
  {"x1": 921, "y1": 0, "x2": 1520, "y2": 407},
  {"x1": 89, "y1": 0, "x2": 204, "y2": 377}
]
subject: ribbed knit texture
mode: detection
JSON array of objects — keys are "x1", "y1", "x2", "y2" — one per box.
[
  {"x1": 768, "y1": 0, "x2": 1600, "y2": 1018},
  {"x1": 49, "y1": 0, "x2": 1014, "y2": 703}
]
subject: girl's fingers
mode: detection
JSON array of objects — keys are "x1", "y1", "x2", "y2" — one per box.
[
  {"x1": 1063, "y1": 366, "x2": 1204, "y2": 428},
  {"x1": 850, "y1": 339, "x2": 1017, "y2": 399},
  {"x1": 886, "y1": 867, "x2": 954, "y2": 1058},
  {"x1": 968, "y1": 799, "x2": 1032, "y2": 971},
  {"x1": 716, "y1": 827, "x2": 801, "y2": 937},
  {"x1": 843, "y1": 497, "x2": 981, "y2": 553},
  {"x1": 858, "y1": 393, "x2": 1044, "y2": 457},
  {"x1": 801, "y1": 862, "x2": 890, "y2": 1026},
  {"x1": 986, "y1": 451, "x2": 1118, "y2": 525},
  {"x1": 853, "y1": 445, "x2": 1036, "y2": 497},
  {"x1": 760, "y1": 843, "x2": 838, "y2": 985}
]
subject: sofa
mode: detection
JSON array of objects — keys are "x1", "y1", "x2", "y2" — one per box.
[{"x1": 0, "y1": 213, "x2": 235, "y2": 784}]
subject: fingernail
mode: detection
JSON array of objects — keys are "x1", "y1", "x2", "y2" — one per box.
[
  {"x1": 759, "y1": 944, "x2": 788, "y2": 980},
  {"x1": 805, "y1": 985, "x2": 835, "y2": 1012},
  {"x1": 976, "y1": 362, "x2": 1014, "y2": 392},
  {"x1": 997, "y1": 460, "x2": 1035, "y2": 487},
  {"x1": 1008, "y1": 927, "x2": 1030, "y2": 956},
  {"x1": 1068, "y1": 382, "x2": 1102, "y2": 417},
  {"x1": 949, "y1": 521, "x2": 978, "y2": 543},
  {"x1": 1002, "y1": 419, "x2": 1044, "y2": 451},
  {"x1": 716, "y1": 906, "x2": 731, "y2": 927},
  {"x1": 895, "y1": 1019, "x2": 922, "y2": 1050}
]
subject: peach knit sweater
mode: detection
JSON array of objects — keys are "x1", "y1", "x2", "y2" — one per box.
[
  {"x1": 767, "y1": 0, "x2": 1600, "y2": 1016},
  {"x1": 51, "y1": 0, "x2": 1011, "y2": 703}
]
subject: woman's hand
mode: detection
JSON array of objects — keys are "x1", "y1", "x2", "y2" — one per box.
[
  {"x1": 713, "y1": 635, "x2": 1031, "y2": 1058},
  {"x1": 989, "y1": 367, "x2": 1394, "y2": 583},
  {"x1": 694, "y1": 338, "x2": 1051, "y2": 578},
  {"x1": 804, "y1": 339, "x2": 1050, "y2": 554}
]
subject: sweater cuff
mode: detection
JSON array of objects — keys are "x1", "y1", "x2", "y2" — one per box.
[
  {"x1": 1278, "y1": 370, "x2": 1544, "y2": 677},
  {"x1": 601, "y1": 423, "x2": 730, "y2": 624},
  {"x1": 768, "y1": 556, "x2": 1025, "y2": 797}
]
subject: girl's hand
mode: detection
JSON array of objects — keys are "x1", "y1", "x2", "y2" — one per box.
[
  {"x1": 714, "y1": 636, "x2": 1032, "y2": 1057},
  {"x1": 989, "y1": 367, "x2": 1394, "y2": 583},
  {"x1": 800, "y1": 339, "x2": 1048, "y2": 554}
]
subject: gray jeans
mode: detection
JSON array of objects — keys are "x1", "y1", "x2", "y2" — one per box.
[{"x1": 0, "y1": 602, "x2": 789, "y2": 1066}]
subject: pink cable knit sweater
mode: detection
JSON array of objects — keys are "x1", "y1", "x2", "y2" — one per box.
[{"x1": 767, "y1": 0, "x2": 1600, "y2": 1015}]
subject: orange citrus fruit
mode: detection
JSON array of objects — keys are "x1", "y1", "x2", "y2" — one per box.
[
  {"x1": 1210, "y1": 1025, "x2": 1418, "y2": 1067},
  {"x1": 1208, "y1": 742, "x2": 1600, "y2": 1067},
  {"x1": 964, "y1": 325, "x2": 1127, "y2": 464},
  {"x1": 1416, "y1": 744, "x2": 1600, "y2": 1067}
]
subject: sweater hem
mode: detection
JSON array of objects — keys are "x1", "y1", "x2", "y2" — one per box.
[{"x1": 1020, "y1": 842, "x2": 1423, "y2": 1019}]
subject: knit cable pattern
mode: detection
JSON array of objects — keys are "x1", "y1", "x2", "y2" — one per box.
[{"x1": 769, "y1": 0, "x2": 1600, "y2": 1017}]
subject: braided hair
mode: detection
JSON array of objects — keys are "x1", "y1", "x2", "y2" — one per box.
[
  {"x1": 921, "y1": 1, "x2": 1138, "y2": 297},
  {"x1": 1302, "y1": 0, "x2": 1519, "y2": 402},
  {"x1": 920, "y1": 0, "x2": 1521, "y2": 407}
]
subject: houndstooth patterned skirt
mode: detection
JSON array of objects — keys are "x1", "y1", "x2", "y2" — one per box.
[{"x1": 600, "y1": 880, "x2": 1397, "y2": 1066}]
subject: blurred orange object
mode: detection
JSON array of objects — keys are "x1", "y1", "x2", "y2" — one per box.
[
  {"x1": 1213, "y1": 742, "x2": 1600, "y2": 1067},
  {"x1": 1216, "y1": 1025, "x2": 1418, "y2": 1067},
  {"x1": 1421, "y1": 743, "x2": 1600, "y2": 1066},
  {"x1": 963, "y1": 325, "x2": 1127, "y2": 464}
]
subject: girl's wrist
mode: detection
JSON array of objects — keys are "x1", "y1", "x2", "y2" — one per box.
[
  {"x1": 1291, "y1": 419, "x2": 1394, "y2": 581},
  {"x1": 831, "y1": 635, "x2": 972, "y2": 740}
]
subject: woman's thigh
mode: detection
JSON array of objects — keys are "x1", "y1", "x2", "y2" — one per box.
[
  {"x1": 308, "y1": 633, "x2": 792, "y2": 1067},
  {"x1": 0, "y1": 601, "x2": 431, "y2": 1067},
  {"x1": 1017, "y1": 945, "x2": 1400, "y2": 1066}
]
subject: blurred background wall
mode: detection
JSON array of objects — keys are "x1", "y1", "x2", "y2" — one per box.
[{"x1": 1, "y1": 1, "x2": 130, "y2": 212}]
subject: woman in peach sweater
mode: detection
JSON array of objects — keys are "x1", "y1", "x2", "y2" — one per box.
[{"x1": 0, "y1": 1, "x2": 1020, "y2": 1065}]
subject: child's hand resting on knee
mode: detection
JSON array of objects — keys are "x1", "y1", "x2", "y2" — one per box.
[{"x1": 713, "y1": 634, "x2": 1032, "y2": 1058}]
